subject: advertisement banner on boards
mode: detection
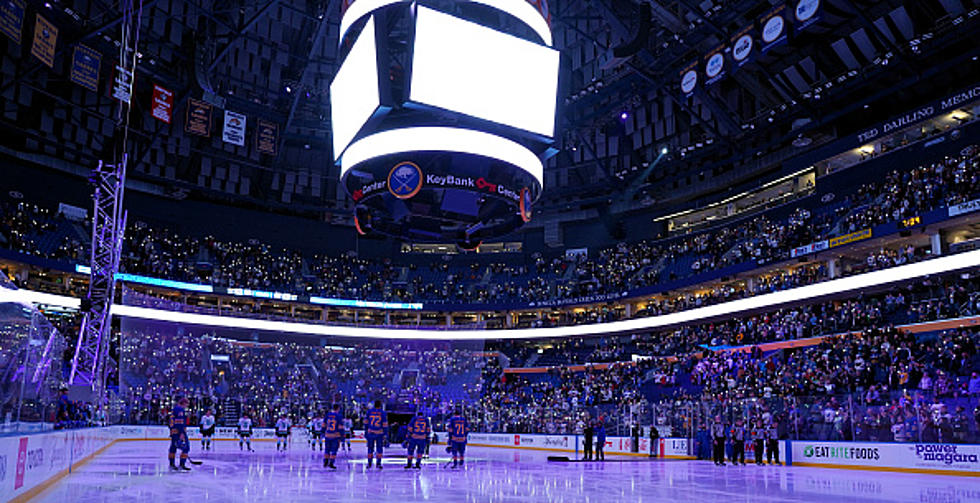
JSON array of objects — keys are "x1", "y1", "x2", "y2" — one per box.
[
  {"x1": 151, "y1": 84, "x2": 173, "y2": 124},
  {"x1": 223, "y1": 110, "x2": 246, "y2": 146},
  {"x1": 791, "y1": 440, "x2": 980, "y2": 474},
  {"x1": 70, "y1": 44, "x2": 100, "y2": 92},
  {"x1": 185, "y1": 98, "x2": 212, "y2": 137},
  {"x1": 0, "y1": 0, "x2": 25, "y2": 44},
  {"x1": 30, "y1": 13, "x2": 57, "y2": 67}
]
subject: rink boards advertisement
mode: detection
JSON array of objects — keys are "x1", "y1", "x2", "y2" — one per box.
[
  {"x1": 0, "y1": 427, "x2": 115, "y2": 502},
  {"x1": 789, "y1": 440, "x2": 980, "y2": 475}
]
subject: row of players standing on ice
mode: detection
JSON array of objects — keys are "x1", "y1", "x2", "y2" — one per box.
[
  {"x1": 710, "y1": 416, "x2": 781, "y2": 466},
  {"x1": 178, "y1": 399, "x2": 470, "y2": 470}
]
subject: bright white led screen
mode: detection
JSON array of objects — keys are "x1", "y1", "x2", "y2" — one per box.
[
  {"x1": 330, "y1": 16, "x2": 380, "y2": 160},
  {"x1": 410, "y1": 6, "x2": 559, "y2": 138}
]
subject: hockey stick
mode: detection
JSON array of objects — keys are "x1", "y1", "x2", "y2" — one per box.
[{"x1": 187, "y1": 458, "x2": 203, "y2": 465}]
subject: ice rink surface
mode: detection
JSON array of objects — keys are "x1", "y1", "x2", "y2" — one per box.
[{"x1": 34, "y1": 440, "x2": 980, "y2": 503}]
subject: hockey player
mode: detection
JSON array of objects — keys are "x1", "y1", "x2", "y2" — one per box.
[
  {"x1": 323, "y1": 404, "x2": 344, "y2": 469},
  {"x1": 405, "y1": 410, "x2": 430, "y2": 470},
  {"x1": 275, "y1": 414, "x2": 292, "y2": 452},
  {"x1": 343, "y1": 416, "x2": 353, "y2": 452},
  {"x1": 312, "y1": 412, "x2": 325, "y2": 451},
  {"x1": 306, "y1": 416, "x2": 314, "y2": 449},
  {"x1": 238, "y1": 413, "x2": 254, "y2": 451},
  {"x1": 168, "y1": 396, "x2": 191, "y2": 472},
  {"x1": 200, "y1": 408, "x2": 216, "y2": 451},
  {"x1": 364, "y1": 400, "x2": 388, "y2": 469},
  {"x1": 447, "y1": 407, "x2": 468, "y2": 469}
]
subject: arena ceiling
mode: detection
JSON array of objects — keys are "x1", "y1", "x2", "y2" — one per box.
[{"x1": 0, "y1": 0, "x2": 978, "y2": 221}]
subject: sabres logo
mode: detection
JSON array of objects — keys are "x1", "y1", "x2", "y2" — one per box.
[{"x1": 387, "y1": 162, "x2": 423, "y2": 199}]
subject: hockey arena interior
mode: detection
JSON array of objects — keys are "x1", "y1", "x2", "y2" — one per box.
[{"x1": 0, "y1": 0, "x2": 979, "y2": 501}]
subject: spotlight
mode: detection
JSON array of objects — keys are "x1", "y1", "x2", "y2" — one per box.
[
  {"x1": 660, "y1": 147, "x2": 669, "y2": 155},
  {"x1": 285, "y1": 86, "x2": 292, "y2": 93},
  {"x1": 620, "y1": 111, "x2": 629, "y2": 121}
]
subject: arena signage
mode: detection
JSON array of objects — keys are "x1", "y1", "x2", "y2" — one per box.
[
  {"x1": 730, "y1": 26, "x2": 754, "y2": 69},
  {"x1": 703, "y1": 45, "x2": 726, "y2": 86},
  {"x1": 793, "y1": 0, "x2": 820, "y2": 32},
  {"x1": 855, "y1": 83, "x2": 980, "y2": 145},
  {"x1": 679, "y1": 61, "x2": 698, "y2": 97},
  {"x1": 949, "y1": 198, "x2": 980, "y2": 217},
  {"x1": 70, "y1": 44, "x2": 101, "y2": 93},
  {"x1": 790, "y1": 440, "x2": 980, "y2": 474},
  {"x1": 0, "y1": 0, "x2": 25, "y2": 44},
  {"x1": 827, "y1": 228, "x2": 871, "y2": 248},
  {"x1": 759, "y1": 5, "x2": 787, "y2": 53}
]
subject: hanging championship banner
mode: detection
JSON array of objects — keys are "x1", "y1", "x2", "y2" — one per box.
[
  {"x1": 679, "y1": 61, "x2": 698, "y2": 98},
  {"x1": 703, "y1": 44, "x2": 726, "y2": 86},
  {"x1": 185, "y1": 98, "x2": 212, "y2": 137},
  {"x1": 759, "y1": 5, "x2": 788, "y2": 53},
  {"x1": 30, "y1": 13, "x2": 57, "y2": 68},
  {"x1": 222, "y1": 110, "x2": 246, "y2": 146},
  {"x1": 69, "y1": 44, "x2": 100, "y2": 92},
  {"x1": 112, "y1": 65, "x2": 133, "y2": 104},
  {"x1": 793, "y1": 0, "x2": 821, "y2": 33},
  {"x1": 151, "y1": 84, "x2": 173, "y2": 124},
  {"x1": 730, "y1": 26, "x2": 755, "y2": 70},
  {"x1": 255, "y1": 119, "x2": 278, "y2": 155},
  {"x1": 0, "y1": 0, "x2": 25, "y2": 44}
]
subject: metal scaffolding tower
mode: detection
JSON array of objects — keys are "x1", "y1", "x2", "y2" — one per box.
[{"x1": 70, "y1": 155, "x2": 128, "y2": 402}]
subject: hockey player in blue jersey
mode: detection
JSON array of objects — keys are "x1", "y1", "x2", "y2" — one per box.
[
  {"x1": 168, "y1": 396, "x2": 191, "y2": 471},
  {"x1": 405, "y1": 410, "x2": 430, "y2": 470},
  {"x1": 323, "y1": 403, "x2": 344, "y2": 469},
  {"x1": 364, "y1": 400, "x2": 388, "y2": 469},
  {"x1": 448, "y1": 407, "x2": 468, "y2": 469}
]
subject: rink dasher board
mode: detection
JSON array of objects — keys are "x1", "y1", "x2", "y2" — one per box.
[
  {"x1": 0, "y1": 426, "x2": 116, "y2": 503},
  {"x1": 787, "y1": 440, "x2": 980, "y2": 477}
]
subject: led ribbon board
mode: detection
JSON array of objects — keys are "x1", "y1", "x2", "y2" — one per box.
[
  {"x1": 11, "y1": 248, "x2": 980, "y2": 340},
  {"x1": 331, "y1": 16, "x2": 381, "y2": 159},
  {"x1": 340, "y1": 127, "x2": 545, "y2": 185},
  {"x1": 339, "y1": 0, "x2": 553, "y2": 47},
  {"x1": 409, "y1": 6, "x2": 559, "y2": 138}
]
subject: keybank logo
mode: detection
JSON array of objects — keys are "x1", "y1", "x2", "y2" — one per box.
[{"x1": 803, "y1": 445, "x2": 880, "y2": 460}]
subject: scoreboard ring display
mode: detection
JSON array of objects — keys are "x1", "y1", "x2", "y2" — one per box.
[
  {"x1": 331, "y1": 0, "x2": 557, "y2": 244},
  {"x1": 346, "y1": 148, "x2": 538, "y2": 244}
]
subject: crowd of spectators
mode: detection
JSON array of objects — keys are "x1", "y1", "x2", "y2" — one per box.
[{"x1": 1, "y1": 147, "x2": 976, "y2": 308}]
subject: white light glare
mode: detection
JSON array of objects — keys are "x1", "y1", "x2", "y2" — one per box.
[
  {"x1": 2, "y1": 249, "x2": 978, "y2": 341},
  {"x1": 410, "y1": 6, "x2": 559, "y2": 138},
  {"x1": 330, "y1": 16, "x2": 381, "y2": 160}
]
